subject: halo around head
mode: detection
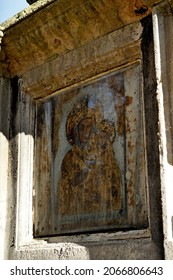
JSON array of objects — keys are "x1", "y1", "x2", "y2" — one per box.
[{"x1": 66, "y1": 96, "x2": 103, "y2": 145}]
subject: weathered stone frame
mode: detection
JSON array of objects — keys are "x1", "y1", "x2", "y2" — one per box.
[{"x1": 0, "y1": 16, "x2": 165, "y2": 259}]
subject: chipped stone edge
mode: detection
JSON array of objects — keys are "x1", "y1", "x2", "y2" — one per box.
[
  {"x1": 47, "y1": 229, "x2": 151, "y2": 244},
  {"x1": 1, "y1": 0, "x2": 56, "y2": 31}
]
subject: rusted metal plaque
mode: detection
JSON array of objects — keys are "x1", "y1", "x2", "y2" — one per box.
[{"x1": 34, "y1": 63, "x2": 148, "y2": 236}]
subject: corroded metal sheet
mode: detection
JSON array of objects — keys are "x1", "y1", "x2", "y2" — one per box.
[{"x1": 34, "y1": 62, "x2": 148, "y2": 236}]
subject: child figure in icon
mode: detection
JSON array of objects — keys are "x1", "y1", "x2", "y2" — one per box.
[{"x1": 57, "y1": 96, "x2": 122, "y2": 218}]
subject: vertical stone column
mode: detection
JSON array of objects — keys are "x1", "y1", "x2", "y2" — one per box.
[
  {"x1": 0, "y1": 78, "x2": 11, "y2": 259},
  {"x1": 153, "y1": 2, "x2": 173, "y2": 259}
]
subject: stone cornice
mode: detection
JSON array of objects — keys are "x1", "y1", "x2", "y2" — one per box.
[{"x1": 0, "y1": 0, "x2": 167, "y2": 78}]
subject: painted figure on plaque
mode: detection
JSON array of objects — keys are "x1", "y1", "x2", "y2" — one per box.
[{"x1": 57, "y1": 96, "x2": 122, "y2": 217}]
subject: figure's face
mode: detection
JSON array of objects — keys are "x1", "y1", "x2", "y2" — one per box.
[
  {"x1": 96, "y1": 130, "x2": 108, "y2": 149},
  {"x1": 78, "y1": 117, "x2": 93, "y2": 144}
]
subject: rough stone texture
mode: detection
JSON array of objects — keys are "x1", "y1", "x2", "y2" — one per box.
[
  {"x1": 21, "y1": 21, "x2": 143, "y2": 99},
  {"x1": 10, "y1": 239, "x2": 162, "y2": 260},
  {"x1": 11, "y1": 242, "x2": 90, "y2": 260},
  {"x1": 0, "y1": 1, "x2": 55, "y2": 27},
  {"x1": 164, "y1": 241, "x2": 173, "y2": 259},
  {"x1": 88, "y1": 239, "x2": 162, "y2": 260},
  {"x1": 0, "y1": 1, "x2": 165, "y2": 79},
  {"x1": 2, "y1": 0, "x2": 152, "y2": 77},
  {"x1": 143, "y1": 0, "x2": 164, "y2": 6}
]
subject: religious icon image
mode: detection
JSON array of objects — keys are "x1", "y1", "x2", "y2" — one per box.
[
  {"x1": 57, "y1": 97, "x2": 122, "y2": 219},
  {"x1": 34, "y1": 64, "x2": 149, "y2": 237},
  {"x1": 55, "y1": 73, "x2": 126, "y2": 234}
]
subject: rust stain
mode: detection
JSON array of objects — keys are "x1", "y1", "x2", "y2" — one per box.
[
  {"x1": 125, "y1": 96, "x2": 133, "y2": 106},
  {"x1": 125, "y1": 116, "x2": 131, "y2": 134},
  {"x1": 127, "y1": 181, "x2": 135, "y2": 207},
  {"x1": 129, "y1": 196, "x2": 135, "y2": 207},
  {"x1": 134, "y1": 0, "x2": 148, "y2": 16},
  {"x1": 128, "y1": 141, "x2": 135, "y2": 153}
]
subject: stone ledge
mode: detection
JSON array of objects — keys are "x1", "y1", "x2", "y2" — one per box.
[{"x1": 21, "y1": 21, "x2": 142, "y2": 99}]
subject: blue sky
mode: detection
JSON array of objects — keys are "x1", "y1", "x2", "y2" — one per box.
[{"x1": 0, "y1": 0, "x2": 29, "y2": 23}]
